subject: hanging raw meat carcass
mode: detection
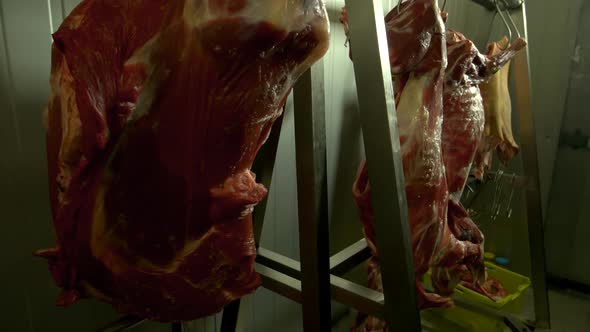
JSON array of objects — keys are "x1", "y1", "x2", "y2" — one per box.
[
  {"x1": 341, "y1": 1, "x2": 527, "y2": 329},
  {"x1": 473, "y1": 36, "x2": 522, "y2": 179},
  {"x1": 37, "y1": 0, "x2": 329, "y2": 321},
  {"x1": 433, "y1": 30, "x2": 526, "y2": 295},
  {"x1": 343, "y1": 0, "x2": 472, "y2": 311}
]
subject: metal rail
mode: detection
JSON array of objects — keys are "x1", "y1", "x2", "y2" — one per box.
[
  {"x1": 470, "y1": 0, "x2": 524, "y2": 11},
  {"x1": 330, "y1": 239, "x2": 371, "y2": 276},
  {"x1": 94, "y1": 316, "x2": 145, "y2": 332},
  {"x1": 293, "y1": 59, "x2": 332, "y2": 331}
]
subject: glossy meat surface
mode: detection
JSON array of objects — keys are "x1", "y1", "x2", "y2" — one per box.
[
  {"x1": 433, "y1": 31, "x2": 525, "y2": 295},
  {"x1": 343, "y1": 2, "x2": 526, "y2": 330},
  {"x1": 38, "y1": 0, "x2": 329, "y2": 321},
  {"x1": 346, "y1": 0, "x2": 454, "y2": 312},
  {"x1": 474, "y1": 37, "x2": 522, "y2": 178}
]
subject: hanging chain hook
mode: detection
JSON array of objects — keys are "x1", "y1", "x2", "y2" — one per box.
[
  {"x1": 486, "y1": 10, "x2": 498, "y2": 43},
  {"x1": 502, "y1": 0, "x2": 522, "y2": 39},
  {"x1": 505, "y1": 173, "x2": 517, "y2": 218},
  {"x1": 494, "y1": 0, "x2": 512, "y2": 42}
]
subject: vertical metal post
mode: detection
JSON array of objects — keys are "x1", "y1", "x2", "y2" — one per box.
[
  {"x1": 344, "y1": 0, "x2": 421, "y2": 331},
  {"x1": 512, "y1": 4, "x2": 551, "y2": 329},
  {"x1": 171, "y1": 322, "x2": 182, "y2": 332},
  {"x1": 293, "y1": 60, "x2": 332, "y2": 331},
  {"x1": 219, "y1": 115, "x2": 284, "y2": 332}
]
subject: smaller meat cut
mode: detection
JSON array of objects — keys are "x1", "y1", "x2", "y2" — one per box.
[{"x1": 473, "y1": 37, "x2": 523, "y2": 179}]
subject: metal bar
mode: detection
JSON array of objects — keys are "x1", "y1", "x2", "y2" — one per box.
[
  {"x1": 94, "y1": 316, "x2": 145, "y2": 332},
  {"x1": 257, "y1": 263, "x2": 303, "y2": 303},
  {"x1": 511, "y1": 4, "x2": 551, "y2": 329},
  {"x1": 256, "y1": 247, "x2": 301, "y2": 279},
  {"x1": 255, "y1": 248, "x2": 385, "y2": 318},
  {"x1": 171, "y1": 322, "x2": 182, "y2": 332},
  {"x1": 329, "y1": 239, "x2": 371, "y2": 276},
  {"x1": 219, "y1": 114, "x2": 284, "y2": 332},
  {"x1": 343, "y1": 1, "x2": 421, "y2": 330},
  {"x1": 330, "y1": 274, "x2": 385, "y2": 318},
  {"x1": 293, "y1": 60, "x2": 332, "y2": 331},
  {"x1": 219, "y1": 301, "x2": 240, "y2": 332},
  {"x1": 469, "y1": 0, "x2": 523, "y2": 11}
]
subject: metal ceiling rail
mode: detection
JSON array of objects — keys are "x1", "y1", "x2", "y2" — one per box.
[{"x1": 292, "y1": 57, "x2": 333, "y2": 331}]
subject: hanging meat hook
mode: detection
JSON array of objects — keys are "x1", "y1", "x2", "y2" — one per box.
[
  {"x1": 494, "y1": 0, "x2": 513, "y2": 42},
  {"x1": 502, "y1": 0, "x2": 522, "y2": 39},
  {"x1": 504, "y1": 172, "x2": 517, "y2": 218}
]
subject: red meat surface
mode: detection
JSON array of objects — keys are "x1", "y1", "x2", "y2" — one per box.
[
  {"x1": 37, "y1": 0, "x2": 329, "y2": 321},
  {"x1": 342, "y1": 1, "x2": 525, "y2": 330},
  {"x1": 433, "y1": 29, "x2": 525, "y2": 296}
]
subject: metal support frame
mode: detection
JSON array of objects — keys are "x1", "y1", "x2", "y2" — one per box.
[
  {"x1": 510, "y1": 2, "x2": 551, "y2": 329},
  {"x1": 343, "y1": 0, "x2": 421, "y2": 330},
  {"x1": 293, "y1": 59, "x2": 333, "y2": 331}
]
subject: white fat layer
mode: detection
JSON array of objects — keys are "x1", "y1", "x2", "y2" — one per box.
[
  {"x1": 396, "y1": 72, "x2": 444, "y2": 184},
  {"x1": 50, "y1": 58, "x2": 83, "y2": 204},
  {"x1": 183, "y1": 0, "x2": 328, "y2": 34},
  {"x1": 127, "y1": 1, "x2": 329, "y2": 123},
  {"x1": 397, "y1": 73, "x2": 431, "y2": 153}
]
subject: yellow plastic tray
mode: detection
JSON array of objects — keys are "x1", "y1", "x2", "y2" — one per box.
[{"x1": 421, "y1": 262, "x2": 531, "y2": 332}]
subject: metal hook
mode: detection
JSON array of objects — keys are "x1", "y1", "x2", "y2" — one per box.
[
  {"x1": 486, "y1": 10, "x2": 498, "y2": 43},
  {"x1": 505, "y1": 173, "x2": 517, "y2": 218},
  {"x1": 442, "y1": 0, "x2": 447, "y2": 11},
  {"x1": 464, "y1": 183, "x2": 475, "y2": 200},
  {"x1": 502, "y1": 0, "x2": 522, "y2": 38},
  {"x1": 494, "y1": 0, "x2": 512, "y2": 42},
  {"x1": 490, "y1": 169, "x2": 505, "y2": 221}
]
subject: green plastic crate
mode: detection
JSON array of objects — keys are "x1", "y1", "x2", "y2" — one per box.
[{"x1": 421, "y1": 262, "x2": 531, "y2": 332}]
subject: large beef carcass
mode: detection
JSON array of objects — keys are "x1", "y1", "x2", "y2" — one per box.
[
  {"x1": 473, "y1": 37, "x2": 522, "y2": 179},
  {"x1": 341, "y1": 1, "x2": 526, "y2": 329},
  {"x1": 433, "y1": 30, "x2": 526, "y2": 295},
  {"x1": 343, "y1": 0, "x2": 467, "y2": 311},
  {"x1": 37, "y1": 0, "x2": 329, "y2": 321}
]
